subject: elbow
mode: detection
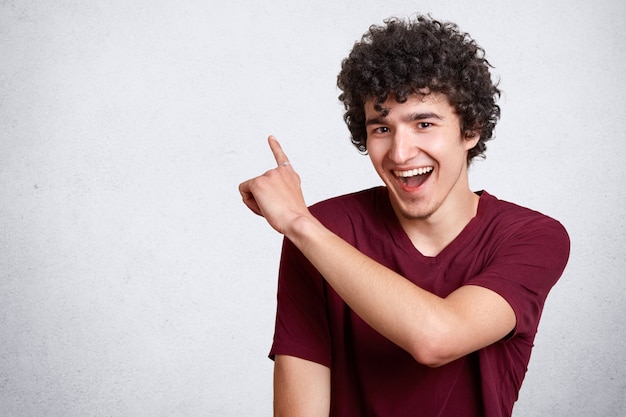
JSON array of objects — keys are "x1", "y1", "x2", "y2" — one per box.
[
  {"x1": 407, "y1": 331, "x2": 458, "y2": 368},
  {"x1": 417, "y1": 356, "x2": 453, "y2": 369},
  {"x1": 410, "y1": 347, "x2": 450, "y2": 368}
]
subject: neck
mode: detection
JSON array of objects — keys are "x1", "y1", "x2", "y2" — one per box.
[{"x1": 398, "y1": 187, "x2": 479, "y2": 257}]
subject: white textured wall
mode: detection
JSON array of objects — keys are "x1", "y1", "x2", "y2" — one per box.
[{"x1": 1, "y1": 1, "x2": 624, "y2": 416}]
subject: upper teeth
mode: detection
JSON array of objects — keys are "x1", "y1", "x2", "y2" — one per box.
[{"x1": 394, "y1": 167, "x2": 434, "y2": 177}]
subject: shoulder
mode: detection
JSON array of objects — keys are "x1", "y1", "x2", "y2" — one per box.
[
  {"x1": 478, "y1": 191, "x2": 570, "y2": 264},
  {"x1": 309, "y1": 186, "x2": 385, "y2": 220},
  {"x1": 308, "y1": 186, "x2": 390, "y2": 239},
  {"x1": 480, "y1": 191, "x2": 568, "y2": 234}
]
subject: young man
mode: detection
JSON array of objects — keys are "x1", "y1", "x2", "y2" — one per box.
[{"x1": 239, "y1": 15, "x2": 570, "y2": 417}]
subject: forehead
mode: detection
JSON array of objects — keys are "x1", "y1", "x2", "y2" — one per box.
[{"x1": 364, "y1": 92, "x2": 455, "y2": 118}]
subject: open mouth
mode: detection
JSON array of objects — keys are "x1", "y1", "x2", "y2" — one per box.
[{"x1": 393, "y1": 167, "x2": 434, "y2": 189}]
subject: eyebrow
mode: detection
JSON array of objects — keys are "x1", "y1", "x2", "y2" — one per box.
[{"x1": 365, "y1": 112, "x2": 444, "y2": 126}]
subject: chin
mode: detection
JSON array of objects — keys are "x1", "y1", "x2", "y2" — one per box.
[
  {"x1": 399, "y1": 208, "x2": 434, "y2": 221},
  {"x1": 394, "y1": 199, "x2": 436, "y2": 221}
]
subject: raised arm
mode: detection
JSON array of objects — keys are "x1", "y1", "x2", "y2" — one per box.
[
  {"x1": 274, "y1": 355, "x2": 330, "y2": 417},
  {"x1": 239, "y1": 137, "x2": 515, "y2": 367},
  {"x1": 284, "y1": 215, "x2": 515, "y2": 367}
]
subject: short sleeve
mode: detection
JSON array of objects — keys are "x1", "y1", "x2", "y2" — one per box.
[
  {"x1": 467, "y1": 216, "x2": 570, "y2": 338},
  {"x1": 269, "y1": 237, "x2": 332, "y2": 367}
]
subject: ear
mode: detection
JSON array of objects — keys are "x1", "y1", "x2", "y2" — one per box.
[{"x1": 463, "y1": 131, "x2": 481, "y2": 151}]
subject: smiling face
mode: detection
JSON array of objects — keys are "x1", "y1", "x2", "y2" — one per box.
[{"x1": 365, "y1": 93, "x2": 479, "y2": 224}]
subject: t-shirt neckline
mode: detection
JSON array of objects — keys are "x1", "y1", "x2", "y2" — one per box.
[{"x1": 377, "y1": 187, "x2": 491, "y2": 264}]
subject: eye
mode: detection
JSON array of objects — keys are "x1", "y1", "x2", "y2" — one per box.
[
  {"x1": 417, "y1": 122, "x2": 433, "y2": 129},
  {"x1": 372, "y1": 126, "x2": 390, "y2": 134}
]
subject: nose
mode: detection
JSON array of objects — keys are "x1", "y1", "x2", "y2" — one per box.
[{"x1": 388, "y1": 127, "x2": 418, "y2": 164}]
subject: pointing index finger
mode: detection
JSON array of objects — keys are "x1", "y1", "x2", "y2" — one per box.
[{"x1": 268, "y1": 135, "x2": 290, "y2": 166}]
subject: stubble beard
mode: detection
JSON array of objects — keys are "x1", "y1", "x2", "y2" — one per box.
[{"x1": 392, "y1": 194, "x2": 439, "y2": 222}]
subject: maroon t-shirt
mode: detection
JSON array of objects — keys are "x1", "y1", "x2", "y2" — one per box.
[{"x1": 270, "y1": 187, "x2": 570, "y2": 417}]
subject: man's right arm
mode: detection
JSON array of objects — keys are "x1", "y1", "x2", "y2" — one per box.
[{"x1": 273, "y1": 355, "x2": 330, "y2": 417}]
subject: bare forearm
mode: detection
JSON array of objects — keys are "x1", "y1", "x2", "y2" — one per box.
[
  {"x1": 285, "y1": 214, "x2": 515, "y2": 367},
  {"x1": 285, "y1": 215, "x2": 449, "y2": 364}
]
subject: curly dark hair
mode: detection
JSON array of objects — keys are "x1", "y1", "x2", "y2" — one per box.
[{"x1": 337, "y1": 14, "x2": 501, "y2": 164}]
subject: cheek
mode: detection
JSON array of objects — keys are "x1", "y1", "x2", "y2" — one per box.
[
  {"x1": 367, "y1": 151, "x2": 381, "y2": 169},
  {"x1": 367, "y1": 149, "x2": 388, "y2": 176},
  {"x1": 366, "y1": 141, "x2": 383, "y2": 161}
]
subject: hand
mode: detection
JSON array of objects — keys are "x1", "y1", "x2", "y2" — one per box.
[{"x1": 239, "y1": 136, "x2": 311, "y2": 235}]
